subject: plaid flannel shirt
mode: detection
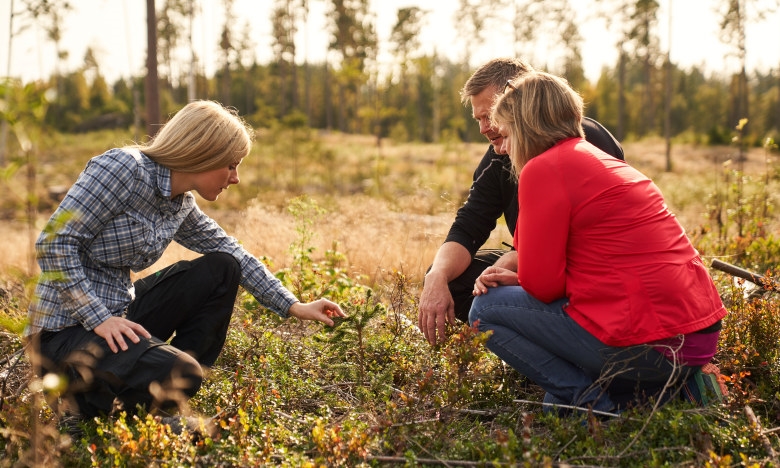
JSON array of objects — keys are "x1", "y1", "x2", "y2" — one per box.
[{"x1": 26, "y1": 148, "x2": 297, "y2": 335}]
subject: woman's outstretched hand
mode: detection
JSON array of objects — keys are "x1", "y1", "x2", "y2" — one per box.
[{"x1": 288, "y1": 299, "x2": 346, "y2": 326}]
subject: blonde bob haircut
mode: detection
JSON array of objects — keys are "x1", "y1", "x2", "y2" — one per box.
[
  {"x1": 130, "y1": 100, "x2": 254, "y2": 173},
  {"x1": 491, "y1": 71, "x2": 584, "y2": 178}
]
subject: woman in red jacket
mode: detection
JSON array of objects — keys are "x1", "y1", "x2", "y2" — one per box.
[{"x1": 469, "y1": 71, "x2": 727, "y2": 414}]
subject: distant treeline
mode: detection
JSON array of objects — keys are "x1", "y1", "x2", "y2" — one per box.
[
  {"x1": 9, "y1": 0, "x2": 780, "y2": 147},
  {"x1": 28, "y1": 57, "x2": 778, "y2": 147}
]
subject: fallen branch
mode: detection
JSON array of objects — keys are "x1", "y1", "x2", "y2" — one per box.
[
  {"x1": 745, "y1": 405, "x2": 777, "y2": 460},
  {"x1": 711, "y1": 259, "x2": 773, "y2": 288},
  {"x1": 512, "y1": 398, "x2": 622, "y2": 419},
  {"x1": 366, "y1": 455, "x2": 488, "y2": 466}
]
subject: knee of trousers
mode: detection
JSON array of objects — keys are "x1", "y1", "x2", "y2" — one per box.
[
  {"x1": 172, "y1": 352, "x2": 205, "y2": 397},
  {"x1": 202, "y1": 252, "x2": 241, "y2": 302},
  {"x1": 468, "y1": 292, "x2": 512, "y2": 328},
  {"x1": 203, "y1": 252, "x2": 241, "y2": 279},
  {"x1": 468, "y1": 295, "x2": 488, "y2": 327}
]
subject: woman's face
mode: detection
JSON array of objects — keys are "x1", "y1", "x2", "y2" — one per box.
[
  {"x1": 496, "y1": 124, "x2": 512, "y2": 157},
  {"x1": 192, "y1": 160, "x2": 241, "y2": 201}
]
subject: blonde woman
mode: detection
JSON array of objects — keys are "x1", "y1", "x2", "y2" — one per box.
[
  {"x1": 469, "y1": 72, "x2": 726, "y2": 413},
  {"x1": 26, "y1": 101, "x2": 344, "y2": 425}
]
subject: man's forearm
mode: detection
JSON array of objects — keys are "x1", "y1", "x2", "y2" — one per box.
[
  {"x1": 492, "y1": 250, "x2": 518, "y2": 272},
  {"x1": 425, "y1": 242, "x2": 473, "y2": 284}
]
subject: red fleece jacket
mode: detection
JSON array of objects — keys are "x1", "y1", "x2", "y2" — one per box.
[{"x1": 515, "y1": 137, "x2": 727, "y2": 347}]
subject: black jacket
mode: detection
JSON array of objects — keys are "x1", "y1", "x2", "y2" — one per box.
[{"x1": 444, "y1": 117, "x2": 625, "y2": 256}]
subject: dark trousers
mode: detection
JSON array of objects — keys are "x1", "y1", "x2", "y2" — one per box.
[
  {"x1": 36, "y1": 252, "x2": 241, "y2": 418},
  {"x1": 128, "y1": 252, "x2": 241, "y2": 367},
  {"x1": 446, "y1": 249, "x2": 506, "y2": 323}
]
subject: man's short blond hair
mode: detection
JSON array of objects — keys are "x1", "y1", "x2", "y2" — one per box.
[{"x1": 460, "y1": 58, "x2": 535, "y2": 106}]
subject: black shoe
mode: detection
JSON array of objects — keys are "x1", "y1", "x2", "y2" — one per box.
[
  {"x1": 159, "y1": 415, "x2": 216, "y2": 440},
  {"x1": 58, "y1": 413, "x2": 85, "y2": 439}
]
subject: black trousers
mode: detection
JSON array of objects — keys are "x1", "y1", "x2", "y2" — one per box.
[
  {"x1": 36, "y1": 252, "x2": 241, "y2": 418},
  {"x1": 445, "y1": 248, "x2": 506, "y2": 323},
  {"x1": 128, "y1": 252, "x2": 241, "y2": 367}
]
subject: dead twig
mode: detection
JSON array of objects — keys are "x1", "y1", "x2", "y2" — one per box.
[
  {"x1": 367, "y1": 454, "x2": 605, "y2": 467},
  {"x1": 553, "y1": 435, "x2": 579, "y2": 462},
  {"x1": 761, "y1": 426, "x2": 780, "y2": 435},
  {"x1": 615, "y1": 341, "x2": 692, "y2": 458},
  {"x1": 1, "y1": 346, "x2": 29, "y2": 412},
  {"x1": 512, "y1": 398, "x2": 623, "y2": 419},
  {"x1": 367, "y1": 455, "x2": 484, "y2": 466},
  {"x1": 745, "y1": 405, "x2": 778, "y2": 460},
  {"x1": 0, "y1": 347, "x2": 24, "y2": 368}
]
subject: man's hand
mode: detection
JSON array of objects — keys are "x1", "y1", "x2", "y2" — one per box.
[
  {"x1": 473, "y1": 266, "x2": 519, "y2": 296},
  {"x1": 288, "y1": 299, "x2": 346, "y2": 326},
  {"x1": 93, "y1": 316, "x2": 152, "y2": 353},
  {"x1": 418, "y1": 271, "x2": 456, "y2": 346}
]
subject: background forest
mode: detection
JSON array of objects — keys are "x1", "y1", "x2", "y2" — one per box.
[{"x1": 2, "y1": 0, "x2": 779, "y2": 157}]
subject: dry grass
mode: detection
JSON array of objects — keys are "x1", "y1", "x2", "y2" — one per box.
[
  {"x1": 0, "y1": 134, "x2": 776, "y2": 295},
  {"x1": 622, "y1": 138, "x2": 775, "y2": 230},
  {"x1": 124, "y1": 193, "x2": 508, "y2": 288}
]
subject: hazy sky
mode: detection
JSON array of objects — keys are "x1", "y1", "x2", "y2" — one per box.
[{"x1": 1, "y1": 0, "x2": 779, "y2": 85}]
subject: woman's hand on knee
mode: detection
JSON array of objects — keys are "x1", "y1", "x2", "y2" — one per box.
[
  {"x1": 288, "y1": 299, "x2": 346, "y2": 326},
  {"x1": 94, "y1": 316, "x2": 152, "y2": 353},
  {"x1": 474, "y1": 266, "x2": 519, "y2": 296}
]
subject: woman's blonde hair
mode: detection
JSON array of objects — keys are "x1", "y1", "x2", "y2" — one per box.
[
  {"x1": 491, "y1": 71, "x2": 584, "y2": 177},
  {"x1": 130, "y1": 100, "x2": 254, "y2": 173}
]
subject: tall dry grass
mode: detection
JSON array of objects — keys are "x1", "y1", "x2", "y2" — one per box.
[
  {"x1": 0, "y1": 132, "x2": 776, "y2": 297},
  {"x1": 123, "y1": 192, "x2": 511, "y2": 289}
]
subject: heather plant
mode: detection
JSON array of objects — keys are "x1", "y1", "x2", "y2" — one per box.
[
  {"x1": 87, "y1": 412, "x2": 202, "y2": 467},
  {"x1": 716, "y1": 270, "x2": 780, "y2": 396}
]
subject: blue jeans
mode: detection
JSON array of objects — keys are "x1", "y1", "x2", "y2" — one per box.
[{"x1": 469, "y1": 286, "x2": 692, "y2": 413}]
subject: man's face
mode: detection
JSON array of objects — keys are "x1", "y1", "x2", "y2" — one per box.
[{"x1": 470, "y1": 85, "x2": 507, "y2": 155}]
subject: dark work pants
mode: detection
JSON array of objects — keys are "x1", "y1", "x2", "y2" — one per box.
[
  {"x1": 446, "y1": 248, "x2": 506, "y2": 323},
  {"x1": 36, "y1": 252, "x2": 241, "y2": 418},
  {"x1": 127, "y1": 252, "x2": 241, "y2": 367}
]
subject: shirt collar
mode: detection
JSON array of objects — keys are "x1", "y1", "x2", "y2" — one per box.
[
  {"x1": 152, "y1": 160, "x2": 172, "y2": 199},
  {"x1": 138, "y1": 151, "x2": 182, "y2": 215}
]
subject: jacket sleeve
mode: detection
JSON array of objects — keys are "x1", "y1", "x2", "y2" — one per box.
[
  {"x1": 444, "y1": 148, "x2": 513, "y2": 257},
  {"x1": 174, "y1": 201, "x2": 298, "y2": 318},
  {"x1": 516, "y1": 155, "x2": 570, "y2": 303}
]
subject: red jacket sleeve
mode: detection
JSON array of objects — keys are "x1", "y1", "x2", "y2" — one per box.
[{"x1": 515, "y1": 150, "x2": 570, "y2": 303}]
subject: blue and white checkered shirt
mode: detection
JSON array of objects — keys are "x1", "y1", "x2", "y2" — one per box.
[{"x1": 26, "y1": 148, "x2": 298, "y2": 335}]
